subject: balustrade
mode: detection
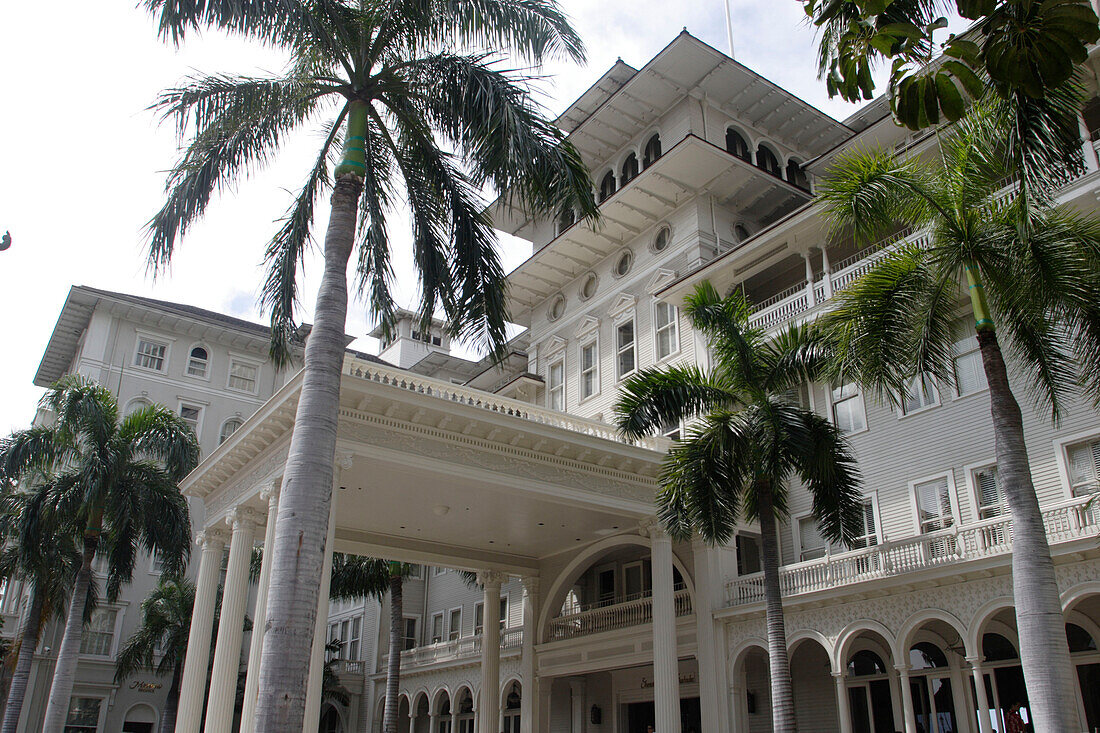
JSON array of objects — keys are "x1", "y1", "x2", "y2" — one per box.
[
  {"x1": 379, "y1": 628, "x2": 524, "y2": 669},
  {"x1": 547, "y1": 588, "x2": 693, "y2": 641}
]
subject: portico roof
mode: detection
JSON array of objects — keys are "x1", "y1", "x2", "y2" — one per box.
[{"x1": 181, "y1": 355, "x2": 668, "y2": 574}]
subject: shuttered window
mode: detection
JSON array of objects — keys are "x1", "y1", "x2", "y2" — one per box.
[
  {"x1": 799, "y1": 517, "x2": 829, "y2": 561},
  {"x1": 850, "y1": 501, "x2": 879, "y2": 549},
  {"x1": 915, "y1": 477, "x2": 954, "y2": 533},
  {"x1": 902, "y1": 373, "x2": 938, "y2": 414},
  {"x1": 953, "y1": 321, "x2": 986, "y2": 395},
  {"x1": 548, "y1": 359, "x2": 564, "y2": 410},
  {"x1": 580, "y1": 341, "x2": 598, "y2": 399},
  {"x1": 1067, "y1": 437, "x2": 1100, "y2": 496},
  {"x1": 655, "y1": 302, "x2": 678, "y2": 360},
  {"x1": 617, "y1": 320, "x2": 636, "y2": 378},
  {"x1": 975, "y1": 466, "x2": 1006, "y2": 519}
]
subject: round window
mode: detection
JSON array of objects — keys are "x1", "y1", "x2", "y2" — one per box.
[
  {"x1": 548, "y1": 294, "x2": 565, "y2": 321},
  {"x1": 652, "y1": 226, "x2": 670, "y2": 252},
  {"x1": 580, "y1": 273, "x2": 598, "y2": 300},
  {"x1": 614, "y1": 251, "x2": 633, "y2": 278}
]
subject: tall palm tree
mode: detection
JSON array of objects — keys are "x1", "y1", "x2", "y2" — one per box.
[
  {"x1": 816, "y1": 104, "x2": 1100, "y2": 731},
  {"x1": 0, "y1": 482, "x2": 85, "y2": 733},
  {"x1": 614, "y1": 282, "x2": 864, "y2": 733},
  {"x1": 141, "y1": 3, "x2": 595, "y2": 726},
  {"x1": 115, "y1": 578, "x2": 196, "y2": 733},
  {"x1": 0, "y1": 376, "x2": 198, "y2": 733}
]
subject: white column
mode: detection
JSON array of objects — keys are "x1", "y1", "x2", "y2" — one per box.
[
  {"x1": 520, "y1": 576, "x2": 539, "y2": 733},
  {"x1": 821, "y1": 246, "x2": 834, "y2": 298},
  {"x1": 833, "y1": 672, "x2": 853, "y2": 733},
  {"x1": 967, "y1": 657, "x2": 993, "y2": 733},
  {"x1": 204, "y1": 509, "x2": 261, "y2": 733},
  {"x1": 568, "y1": 678, "x2": 586, "y2": 733},
  {"x1": 478, "y1": 571, "x2": 505, "y2": 733},
  {"x1": 303, "y1": 486, "x2": 339, "y2": 731},
  {"x1": 650, "y1": 527, "x2": 682, "y2": 733},
  {"x1": 176, "y1": 528, "x2": 228, "y2": 733},
  {"x1": 895, "y1": 665, "x2": 917, "y2": 733},
  {"x1": 803, "y1": 252, "x2": 817, "y2": 306},
  {"x1": 690, "y1": 540, "x2": 730, "y2": 733},
  {"x1": 537, "y1": 684, "x2": 553, "y2": 733},
  {"x1": 240, "y1": 484, "x2": 280, "y2": 733},
  {"x1": 1080, "y1": 115, "x2": 1100, "y2": 172}
]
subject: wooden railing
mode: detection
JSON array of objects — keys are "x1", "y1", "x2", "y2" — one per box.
[
  {"x1": 725, "y1": 494, "x2": 1100, "y2": 607},
  {"x1": 547, "y1": 588, "x2": 693, "y2": 641}
]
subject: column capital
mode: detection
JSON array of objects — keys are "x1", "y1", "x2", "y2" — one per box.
[
  {"x1": 335, "y1": 451, "x2": 355, "y2": 476},
  {"x1": 226, "y1": 506, "x2": 263, "y2": 532},
  {"x1": 640, "y1": 518, "x2": 670, "y2": 540},
  {"x1": 259, "y1": 479, "x2": 281, "y2": 504},
  {"x1": 521, "y1": 575, "x2": 540, "y2": 593},
  {"x1": 197, "y1": 527, "x2": 229, "y2": 548},
  {"x1": 893, "y1": 663, "x2": 911, "y2": 675},
  {"x1": 477, "y1": 570, "x2": 505, "y2": 588},
  {"x1": 965, "y1": 655, "x2": 983, "y2": 667}
]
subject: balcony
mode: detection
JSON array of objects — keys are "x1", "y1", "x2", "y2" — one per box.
[
  {"x1": 725, "y1": 493, "x2": 1100, "y2": 608},
  {"x1": 547, "y1": 588, "x2": 693, "y2": 641},
  {"x1": 379, "y1": 628, "x2": 523, "y2": 671}
]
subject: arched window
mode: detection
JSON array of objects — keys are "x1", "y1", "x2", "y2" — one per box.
[
  {"x1": 557, "y1": 207, "x2": 575, "y2": 234},
  {"x1": 125, "y1": 397, "x2": 151, "y2": 415},
  {"x1": 599, "y1": 171, "x2": 616, "y2": 203},
  {"x1": 621, "y1": 153, "x2": 639, "y2": 184},
  {"x1": 219, "y1": 418, "x2": 243, "y2": 445},
  {"x1": 643, "y1": 134, "x2": 662, "y2": 168},
  {"x1": 786, "y1": 158, "x2": 809, "y2": 189},
  {"x1": 726, "y1": 129, "x2": 750, "y2": 161},
  {"x1": 187, "y1": 346, "x2": 209, "y2": 378},
  {"x1": 982, "y1": 632, "x2": 1018, "y2": 662},
  {"x1": 756, "y1": 145, "x2": 781, "y2": 177},
  {"x1": 1067, "y1": 623, "x2": 1098, "y2": 653},
  {"x1": 848, "y1": 649, "x2": 887, "y2": 676},
  {"x1": 908, "y1": 642, "x2": 949, "y2": 670}
]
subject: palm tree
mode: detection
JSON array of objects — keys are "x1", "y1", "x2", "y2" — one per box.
[
  {"x1": 816, "y1": 104, "x2": 1100, "y2": 731},
  {"x1": 141, "y1": 2, "x2": 595, "y2": 726},
  {"x1": 115, "y1": 578, "x2": 196, "y2": 733},
  {"x1": 0, "y1": 481, "x2": 85, "y2": 733},
  {"x1": 614, "y1": 282, "x2": 864, "y2": 733},
  {"x1": 0, "y1": 376, "x2": 198, "y2": 733}
]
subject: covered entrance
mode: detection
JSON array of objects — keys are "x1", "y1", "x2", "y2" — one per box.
[{"x1": 623, "y1": 698, "x2": 701, "y2": 733}]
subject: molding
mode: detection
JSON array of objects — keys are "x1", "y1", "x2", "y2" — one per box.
[
  {"x1": 646, "y1": 268, "x2": 679, "y2": 295},
  {"x1": 608, "y1": 293, "x2": 637, "y2": 319},
  {"x1": 573, "y1": 314, "x2": 600, "y2": 339}
]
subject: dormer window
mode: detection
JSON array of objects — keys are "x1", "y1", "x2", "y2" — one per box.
[
  {"x1": 756, "y1": 145, "x2": 781, "y2": 177},
  {"x1": 412, "y1": 330, "x2": 443, "y2": 347},
  {"x1": 643, "y1": 134, "x2": 662, "y2": 168},
  {"x1": 599, "y1": 171, "x2": 617, "y2": 203},
  {"x1": 621, "y1": 153, "x2": 639, "y2": 185},
  {"x1": 187, "y1": 346, "x2": 209, "y2": 378},
  {"x1": 726, "y1": 129, "x2": 750, "y2": 161}
]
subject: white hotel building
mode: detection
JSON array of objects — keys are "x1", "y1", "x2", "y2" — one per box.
[{"x1": 13, "y1": 29, "x2": 1100, "y2": 733}]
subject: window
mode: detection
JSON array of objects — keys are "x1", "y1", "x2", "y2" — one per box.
[
  {"x1": 733, "y1": 223, "x2": 750, "y2": 242},
  {"x1": 850, "y1": 500, "x2": 879, "y2": 549},
  {"x1": 621, "y1": 153, "x2": 639, "y2": 184},
  {"x1": 580, "y1": 273, "x2": 598, "y2": 300},
  {"x1": 614, "y1": 251, "x2": 633, "y2": 278},
  {"x1": 616, "y1": 320, "x2": 636, "y2": 379},
  {"x1": 557, "y1": 207, "x2": 575, "y2": 235},
  {"x1": 80, "y1": 608, "x2": 118, "y2": 656},
  {"x1": 1067, "y1": 436, "x2": 1100, "y2": 496},
  {"x1": 134, "y1": 339, "x2": 167, "y2": 371},
  {"x1": 412, "y1": 330, "x2": 443, "y2": 347},
  {"x1": 974, "y1": 465, "x2": 1006, "y2": 519},
  {"x1": 64, "y1": 697, "x2": 101, "y2": 733},
  {"x1": 431, "y1": 613, "x2": 444, "y2": 644},
  {"x1": 474, "y1": 598, "x2": 507, "y2": 635},
  {"x1": 799, "y1": 516, "x2": 831, "y2": 561},
  {"x1": 448, "y1": 609, "x2": 461, "y2": 641},
  {"x1": 914, "y1": 477, "x2": 954, "y2": 533},
  {"x1": 548, "y1": 359, "x2": 564, "y2": 411},
  {"x1": 547, "y1": 294, "x2": 565, "y2": 321},
  {"x1": 402, "y1": 617, "x2": 418, "y2": 651},
  {"x1": 736, "y1": 534, "x2": 762, "y2": 575},
  {"x1": 661, "y1": 417, "x2": 681, "y2": 442},
  {"x1": 726, "y1": 128, "x2": 750, "y2": 160},
  {"x1": 831, "y1": 383, "x2": 866, "y2": 434},
  {"x1": 150, "y1": 552, "x2": 167, "y2": 574},
  {"x1": 902, "y1": 373, "x2": 939, "y2": 415},
  {"x1": 953, "y1": 321, "x2": 986, "y2": 396},
  {"x1": 179, "y1": 404, "x2": 202, "y2": 438},
  {"x1": 346, "y1": 617, "x2": 361, "y2": 660},
  {"x1": 623, "y1": 560, "x2": 650, "y2": 599},
  {"x1": 756, "y1": 145, "x2": 781, "y2": 177},
  {"x1": 643, "y1": 134, "x2": 662, "y2": 168},
  {"x1": 655, "y1": 301, "x2": 678, "y2": 360},
  {"x1": 186, "y1": 346, "x2": 209, "y2": 378},
  {"x1": 228, "y1": 359, "x2": 258, "y2": 393},
  {"x1": 406, "y1": 564, "x2": 424, "y2": 579},
  {"x1": 580, "y1": 341, "x2": 598, "y2": 400},
  {"x1": 598, "y1": 171, "x2": 616, "y2": 203},
  {"x1": 219, "y1": 418, "x2": 243, "y2": 445},
  {"x1": 652, "y1": 226, "x2": 671, "y2": 253},
  {"x1": 786, "y1": 159, "x2": 809, "y2": 189}
]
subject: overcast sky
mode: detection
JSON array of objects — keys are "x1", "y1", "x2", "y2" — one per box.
[{"x1": 0, "y1": 0, "x2": 883, "y2": 433}]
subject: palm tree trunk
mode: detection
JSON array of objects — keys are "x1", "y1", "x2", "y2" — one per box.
[
  {"x1": 382, "y1": 574, "x2": 403, "y2": 733},
  {"x1": 159, "y1": 662, "x2": 182, "y2": 733},
  {"x1": 757, "y1": 484, "x2": 797, "y2": 733},
  {"x1": 2, "y1": 588, "x2": 43, "y2": 733},
  {"x1": 41, "y1": 530, "x2": 98, "y2": 733},
  {"x1": 976, "y1": 328, "x2": 1079, "y2": 730},
  {"x1": 252, "y1": 145, "x2": 364, "y2": 731}
]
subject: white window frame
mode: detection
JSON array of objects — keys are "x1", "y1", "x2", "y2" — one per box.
[
  {"x1": 547, "y1": 357, "x2": 565, "y2": 411},
  {"x1": 185, "y1": 343, "x2": 211, "y2": 380},
  {"x1": 64, "y1": 695, "x2": 107, "y2": 733},
  {"x1": 401, "y1": 616, "x2": 419, "y2": 651},
  {"x1": 963, "y1": 460, "x2": 1006, "y2": 521},
  {"x1": 218, "y1": 417, "x2": 244, "y2": 445},
  {"x1": 1054, "y1": 429, "x2": 1100, "y2": 500},
  {"x1": 621, "y1": 559, "x2": 650, "y2": 600},
  {"x1": 79, "y1": 605, "x2": 124, "y2": 659},
  {"x1": 447, "y1": 607, "x2": 462, "y2": 641},
  {"x1": 226, "y1": 355, "x2": 261, "y2": 395},
  {"x1": 653, "y1": 300, "x2": 680, "y2": 362},
  {"x1": 794, "y1": 512, "x2": 835, "y2": 562},
  {"x1": 951, "y1": 322, "x2": 988, "y2": 399},
  {"x1": 899, "y1": 373, "x2": 940, "y2": 417},
  {"x1": 908, "y1": 470, "x2": 961, "y2": 535},
  {"x1": 430, "y1": 612, "x2": 444, "y2": 644},
  {"x1": 579, "y1": 338, "x2": 600, "y2": 402},
  {"x1": 828, "y1": 382, "x2": 868, "y2": 436},
  {"x1": 432, "y1": 566, "x2": 447, "y2": 577},
  {"x1": 850, "y1": 494, "x2": 883, "y2": 550},
  {"x1": 178, "y1": 401, "x2": 205, "y2": 442},
  {"x1": 133, "y1": 332, "x2": 173, "y2": 373},
  {"x1": 148, "y1": 551, "x2": 167, "y2": 575},
  {"x1": 615, "y1": 317, "x2": 637, "y2": 381},
  {"x1": 405, "y1": 564, "x2": 424, "y2": 580}
]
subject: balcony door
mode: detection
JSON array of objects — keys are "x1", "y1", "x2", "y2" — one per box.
[{"x1": 623, "y1": 560, "x2": 651, "y2": 602}]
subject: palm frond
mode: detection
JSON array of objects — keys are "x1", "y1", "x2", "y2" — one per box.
[
  {"x1": 117, "y1": 404, "x2": 200, "y2": 481},
  {"x1": 787, "y1": 410, "x2": 864, "y2": 545},
  {"x1": 328, "y1": 554, "x2": 390, "y2": 602},
  {"x1": 614, "y1": 365, "x2": 738, "y2": 441},
  {"x1": 431, "y1": 0, "x2": 585, "y2": 63},
  {"x1": 143, "y1": 0, "x2": 312, "y2": 46}
]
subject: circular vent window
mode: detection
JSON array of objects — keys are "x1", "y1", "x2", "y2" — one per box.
[
  {"x1": 548, "y1": 294, "x2": 566, "y2": 321},
  {"x1": 614, "y1": 251, "x2": 633, "y2": 278},
  {"x1": 653, "y1": 226, "x2": 670, "y2": 252},
  {"x1": 580, "y1": 273, "x2": 598, "y2": 300}
]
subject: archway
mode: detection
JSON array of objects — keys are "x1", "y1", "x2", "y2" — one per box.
[
  {"x1": 397, "y1": 695, "x2": 412, "y2": 733},
  {"x1": 1063, "y1": 586, "x2": 1100, "y2": 730},
  {"x1": 433, "y1": 689, "x2": 453, "y2": 733},
  {"x1": 837, "y1": 624, "x2": 900, "y2": 733},
  {"x1": 899, "y1": 614, "x2": 969, "y2": 733},
  {"x1": 122, "y1": 703, "x2": 157, "y2": 733},
  {"x1": 411, "y1": 692, "x2": 431, "y2": 733},
  {"x1": 789, "y1": 635, "x2": 837, "y2": 732},
  {"x1": 502, "y1": 679, "x2": 522, "y2": 733},
  {"x1": 454, "y1": 687, "x2": 476, "y2": 733},
  {"x1": 730, "y1": 641, "x2": 771, "y2": 732},
  {"x1": 319, "y1": 703, "x2": 344, "y2": 733}
]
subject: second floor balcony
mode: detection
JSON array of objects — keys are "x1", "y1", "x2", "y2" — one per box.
[
  {"x1": 375, "y1": 627, "x2": 524, "y2": 674},
  {"x1": 548, "y1": 587, "x2": 693, "y2": 641}
]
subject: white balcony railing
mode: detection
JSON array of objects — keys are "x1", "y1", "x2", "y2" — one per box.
[
  {"x1": 381, "y1": 627, "x2": 523, "y2": 670},
  {"x1": 344, "y1": 357, "x2": 665, "y2": 451},
  {"x1": 726, "y1": 494, "x2": 1100, "y2": 607},
  {"x1": 547, "y1": 588, "x2": 693, "y2": 641},
  {"x1": 332, "y1": 659, "x2": 367, "y2": 675}
]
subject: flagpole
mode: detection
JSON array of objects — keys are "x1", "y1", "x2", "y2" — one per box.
[{"x1": 724, "y1": 0, "x2": 735, "y2": 58}]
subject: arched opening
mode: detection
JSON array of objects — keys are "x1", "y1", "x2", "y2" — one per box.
[
  {"x1": 1064, "y1": 589, "x2": 1100, "y2": 730},
  {"x1": 122, "y1": 703, "x2": 157, "y2": 733},
  {"x1": 434, "y1": 690, "x2": 453, "y2": 733},
  {"x1": 319, "y1": 703, "x2": 343, "y2": 733},
  {"x1": 398, "y1": 695, "x2": 412, "y2": 733},
  {"x1": 786, "y1": 158, "x2": 809, "y2": 189},
  {"x1": 502, "y1": 680, "x2": 522, "y2": 733},
  {"x1": 186, "y1": 345, "x2": 209, "y2": 378},
  {"x1": 756, "y1": 144, "x2": 781, "y2": 177},
  {"x1": 219, "y1": 417, "x2": 243, "y2": 445},
  {"x1": 643, "y1": 134, "x2": 662, "y2": 169},
  {"x1": 411, "y1": 693, "x2": 431, "y2": 733},
  {"x1": 790, "y1": 637, "x2": 838, "y2": 731},
  {"x1": 454, "y1": 688, "x2": 475, "y2": 733},
  {"x1": 731, "y1": 644, "x2": 770, "y2": 731},
  {"x1": 621, "y1": 152, "x2": 639, "y2": 184},
  {"x1": 903, "y1": 617, "x2": 967, "y2": 733},
  {"x1": 726, "y1": 128, "x2": 750, "y2": 161},
  {"x1": 841, "y1": 628, "x2": 899, "y2": 733},
  {"x1": 598, "y1": 171, "x2": 616, "y2": 203}
]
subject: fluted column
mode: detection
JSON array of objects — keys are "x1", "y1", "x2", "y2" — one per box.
[
  {"x1": 240, "y1": 483, "x2": 280, "y2": 733},
  {"x1": 568, "y1": 678, "x2": 586, "y2": 733},
  {"x1": 833, "y1": 672, "x2": 853, "y2": 733},
  {"x1": 520, "y1": 576, "x2": 539, "y2": 733},
  {"x1": 304, "y1": 483, "x2": 340, "y2": 731},
  {"x1": 176, "y1": 528, "x2": 228, "y2": 733},
  {"x1": 895, "y1": 665, "x2": 917, "y2": 733},
  {"x1": 803, "y1": 252, "x2": 817, "y2": 306},
  {"x1": 205, "y1": 508, "x2": 261, "y2": 733},
  {"x1": 650, "y1": 527, "x2": 681, "y2": 733},
  {"x1": 478, "y1": 570, "x2": 505, "y2": 733},
  {"x1": 690, "y1": 540, "x2": 729, "y2": 733},
  {"x1": 967, "y1": 656, "x2": 993, "y2": 733}
]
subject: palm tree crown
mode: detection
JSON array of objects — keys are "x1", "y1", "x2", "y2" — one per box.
[{"x1": 115, "y1": 577, "x2": 195, "y2": 683}]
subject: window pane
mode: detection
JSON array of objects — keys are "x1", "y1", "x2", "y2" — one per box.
[
  {"x1": 135, "y1": 340, "x2": 166, "y2": 371},
  {"x1": 80, "y1": 609, "x2": 116, "y2": 656},
  {"x1": 954, "y1": 350, "x2": 985, "y2": 395},
  {"x1": 229, "y1": 361, "x2": 258, "y2": 391},
  {"x1": 187, "y1": 347, "x2": 208, "y2": 377},
  {"x1": 915, "y1": 479, "x2": 953, "y2": 531},
  {"x1": 1068, "y1": 439, "x2": 1100, "y2": 496},
  {"x1": 617, "y1": 322, "x2": 635, "y2": 377},
  {"x1": 65, "y1": 697, "x2": 101, "y2": 730},
  {"x1": 903, "y1": 373, "x2": 938, "y2": 413}
]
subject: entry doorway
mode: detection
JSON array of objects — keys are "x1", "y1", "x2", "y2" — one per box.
[
  {"x1": 122, "y1": 725, "x2": 153, "y2": 733},
  {"x1": 848, "y1": 679, "x2": 895, "y2": 733},
  {"x1": 623, "y1": 697, "x2": 701, "y2": 733}
]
